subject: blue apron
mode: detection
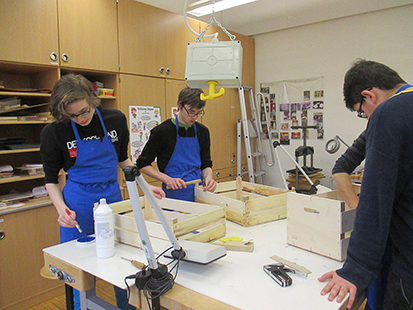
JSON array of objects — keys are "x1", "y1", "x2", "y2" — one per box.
[
  {"x1": 162, "y1": 116, "x2": 201, "y2": 202},
  {"x1": 61, "y1": 109, "x2": 122, "y2": 243}
]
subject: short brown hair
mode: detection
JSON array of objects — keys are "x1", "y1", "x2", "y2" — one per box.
[
  {"x1": 178, "y1": 87, "x2": 205, "y2": 110},
  {"x1": 50, "y1": 73, "x2": 100, "y2": 122}
]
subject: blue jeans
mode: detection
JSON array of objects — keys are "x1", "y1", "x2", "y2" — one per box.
[{"x1": 383, "y1": 270, "x2": 413, "y2": 310}]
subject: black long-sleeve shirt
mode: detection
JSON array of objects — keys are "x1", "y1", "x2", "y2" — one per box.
[
  {"x1": 136, "y1": 119, "x2": 212, "y2": 173},
  {"x1": 40, "y1": 106, "x2": 129, "y2": 184}
]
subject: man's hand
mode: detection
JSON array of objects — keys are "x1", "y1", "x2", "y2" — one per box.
[
  {"x1": 164, "y1": 177, "x2": 186, "y2": 190},
  {"x1": 203, "y1": 177, "x2": 217, "y2": 192},
  {"x1": 318, "y1": 271, "x2": 357, "y2": 309},
  {"x1": 148, "y1": 184, "x2": 166, "y2": 199}
]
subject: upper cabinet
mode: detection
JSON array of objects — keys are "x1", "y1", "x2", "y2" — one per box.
[
  {"x1": 118, "y1": 0, "x2": 199, "y2": 79},
  {"x1": 57, "y1": 0, "x2": 119, "y2": 72},
  {"x1": 0, "y1": 0, "x2": 118, "y2": 72},
  {"x1": 0, "y1": 0, "x2": 59, "y2": 66}
]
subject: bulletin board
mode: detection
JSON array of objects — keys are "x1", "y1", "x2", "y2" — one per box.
[
  {"x1": 129, "y1": 106, "x2": 161, "y2": 161},
  {"x1": 260, "y1": 77, "x2": 324, "y2": 145}
]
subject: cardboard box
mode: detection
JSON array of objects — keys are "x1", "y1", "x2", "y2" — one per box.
[
  {"x1": 195, "y1": 180, "x2": 289, "y2": 227},
  {"x1": 286, "y1": 185, "x2": 360, "y2": 261},
  {"x1": 110, "y1": 197, "x2": 226, "y2": 250}
]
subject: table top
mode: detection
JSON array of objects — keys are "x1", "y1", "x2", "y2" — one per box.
[{"x1": 44, "y1": 219, "x2": 347, "y2": 310}]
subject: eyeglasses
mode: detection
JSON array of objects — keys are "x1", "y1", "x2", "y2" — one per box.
[
  {"x1": 357, "y1": 87, "x2": 372, "y2": 118},
  {"x1": 182, "y1": 105, "x2": 205, "y2": 117},
  {"x1": 69, "y1": 106, "x2": 91, "y2": 119},
  {"x1": 357, "y1": 101, "x2": 367, "y2": 118}
]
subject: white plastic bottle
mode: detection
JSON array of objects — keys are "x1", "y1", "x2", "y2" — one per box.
[{"x1": 94, "y1": 198, "x2": 115, "y2": 258}]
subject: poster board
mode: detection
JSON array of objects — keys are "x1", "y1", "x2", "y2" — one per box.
[
  {"x1": 260, "y1": 77, "x2": 324, "y2": 145},
  {"x1": 129, "y1": 106, "x2": 161, "y2": 161}
]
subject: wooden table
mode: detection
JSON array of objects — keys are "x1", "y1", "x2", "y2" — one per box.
[{"x1": 43, "y1": 219, "x2": 363, "y2": 310}]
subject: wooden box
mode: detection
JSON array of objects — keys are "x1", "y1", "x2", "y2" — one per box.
[
  {"x1": 110, "y1": 197, "x2": 226, "y2": 250},
  {"x1": 287, "y1": 187, "x2": 360, "y2": 261},
  {"x1": 195, "y1": 179, "x2": 289, "y2": 227}
]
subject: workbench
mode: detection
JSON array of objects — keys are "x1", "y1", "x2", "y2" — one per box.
[{"x1": 43, "y1": 219, "x2": 361, "y2": 310}]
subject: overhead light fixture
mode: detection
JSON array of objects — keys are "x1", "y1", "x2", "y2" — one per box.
[{"x1": 187, "y1": 0, "x2": 257, "y2": 17}]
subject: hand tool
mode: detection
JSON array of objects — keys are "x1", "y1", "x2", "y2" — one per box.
[
  {"x1": 263, "y1": 263, "x2": 307, "y2": 287},
  {"x1": 121, "y1": 257, "x2": 145, "y2": 269},
  {"x1": 65, "y1": 208, "x2": 83, "y2": 234},
  {"x1": 166, "y1": 178, "x2": 202, "y2": 189}
]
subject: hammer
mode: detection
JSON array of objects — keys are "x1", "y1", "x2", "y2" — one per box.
[{"x1": 166, "y1": 179, "x2": 202, "y2": 190}]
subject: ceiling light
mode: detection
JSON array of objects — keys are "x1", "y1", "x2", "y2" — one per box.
[{"x1": 187, "y1": 0, "x2": 257, "y2": 17}]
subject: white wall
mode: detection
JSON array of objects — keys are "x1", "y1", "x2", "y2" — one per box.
[{"x1": 253, "y1": 4, "x2": 413, "y2": 189}]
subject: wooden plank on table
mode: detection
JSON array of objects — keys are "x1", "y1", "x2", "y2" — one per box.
[
  {"x1": 244, "y1": 194, "x2": 287, "y2": 213},
  {"x1": 241, "y1": 182, "x2": 289, "y2": 196}
]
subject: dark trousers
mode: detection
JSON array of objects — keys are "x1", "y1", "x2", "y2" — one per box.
[{"x1": 383, "y1": 270, "x2": 413, "y2": 310}]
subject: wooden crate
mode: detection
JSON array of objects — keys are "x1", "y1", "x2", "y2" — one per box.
[
  {"x1": 195, "y1": 179, "x2": 289, "y2": 227},
  {"x1": 286, "y1": 186, "x2": 360, "y2": 261},
  {"x1": 110, "y1": 197, "x2": 226, "y2": 250}
]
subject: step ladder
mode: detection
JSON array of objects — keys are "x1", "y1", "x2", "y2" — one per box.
[{"x1": 237, "y1": 86, "x2": 275, "y2": 183}]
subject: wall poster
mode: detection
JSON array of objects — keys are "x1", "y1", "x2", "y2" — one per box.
[
  {"x1": 260, "y1": 77, "x2": 324, "y2": 145},
  {"x1": 129, "y1": 106, "x2": 161, "y2": 162}
]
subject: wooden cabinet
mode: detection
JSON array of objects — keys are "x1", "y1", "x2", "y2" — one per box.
[
  {"x1": 57, "y1": 0, "x2": 119, "y2": 71},
  {"x1": 0, "y1": 0, "x2": 59, "y2": 66},
  {"x1": 118, "y1": 0, "x2": 199, "y2": 79},
  {"x1": 60, "y1": 68, "x2": 119, "y2": 110},
  {"x1": 0, "y1": 0, "x2": 118, "y2": 72},
  {"x1": 0, "y1": 62, "x2": 59, "y2": 197},
  {"x1": 0, "y1": 205, "x2": 63, "y2": 309}
]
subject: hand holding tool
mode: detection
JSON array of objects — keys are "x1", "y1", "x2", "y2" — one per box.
[
  {"x1": 65, "y1": 209, "x2": 83, "y2": 234},
  {"x1": 166, "y1": 178, "x2": 202, "y2": 189}
]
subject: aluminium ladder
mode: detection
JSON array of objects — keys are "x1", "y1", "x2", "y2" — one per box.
[{"x1": 237, "y1": 86, "x2": 270, "y2": 184}]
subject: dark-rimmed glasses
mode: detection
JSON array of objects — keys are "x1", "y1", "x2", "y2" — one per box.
[
  {"x1": 182, "y1": 105, "x2": 205, "y2": 117},
  {"x1": 69, "y1": 105, "x2": 91, "y2": 119},
  {"x1": 357, "y1": 87, "x2": 372, "y2": 118}
]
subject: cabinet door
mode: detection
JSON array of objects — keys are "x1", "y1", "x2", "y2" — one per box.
[
  {"x1": 199, "y1": 92, "x2": 234, "y2": 171},
  {"x1": 118, "y1": 0, "x2": 197, "y2": 79},
  {"x1": 118, "y1": 0, "x2": 168, "y2": 76},
  {"x1": 165, "y1": 79, "x2": 191, "y2": 119},
  {"x1": 0, "y1": 0, "x2": 59, "y2": 65},
  {"x1": 118, "y1": 74, "x2": 166, "y2": 186},
  {"x1": 0, "y1": 206, "x2": 61, "y2": 309},
  {"x1": 58, "y1": 0, "x2": 118, "y2": 72}
]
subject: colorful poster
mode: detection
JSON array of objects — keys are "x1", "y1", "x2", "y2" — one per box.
[{"x1": 129, "y1": 106, "x2": 161, "y2": 161}]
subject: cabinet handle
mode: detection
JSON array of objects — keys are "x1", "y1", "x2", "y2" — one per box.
[
  {"x1": 231, "y1": 159, "x2": 235, "y2": 164},
  {"x1": 61, "y1": 53, "x2": 69, "y2": 63},
  {"x1": 216, "y1": 172, "x2": 220, "y2": 177},
  {"x1": 0, "y1": 231, "x2": 4, "y2": 240},
  {"x1": 49, "y1": 52, "x2": 58, "y2": 61},
  {"x1": 166, "y1": 68, "x2": 171, "y2": 75},
  {"x1": 159, "y1": 67, "x2": 165, "y2": 74}
]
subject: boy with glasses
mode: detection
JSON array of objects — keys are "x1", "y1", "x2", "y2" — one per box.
[
  {"x1": 137, "y1": 87, "x2": 217, "y2": 201},
  {"x1": 319, "y1": 59, "x2": 413, "y2": 309}
]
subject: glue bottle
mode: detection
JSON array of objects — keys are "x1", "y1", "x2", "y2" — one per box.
[{"x1": 94, "y1": 198, "x2": 115, "y2": 258}]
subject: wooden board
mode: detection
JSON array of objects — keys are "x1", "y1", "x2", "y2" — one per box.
[
  {"x1": 195, "y1": 180, "x2": 289, "y2": 227},
  {"x1": 110, "y1": 197, "x2": 226, "y2": 250}
]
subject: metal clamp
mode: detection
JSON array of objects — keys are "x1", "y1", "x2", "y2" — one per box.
[{"x1": 49, "y1": 265, "x2": 75, "y2": 283}]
